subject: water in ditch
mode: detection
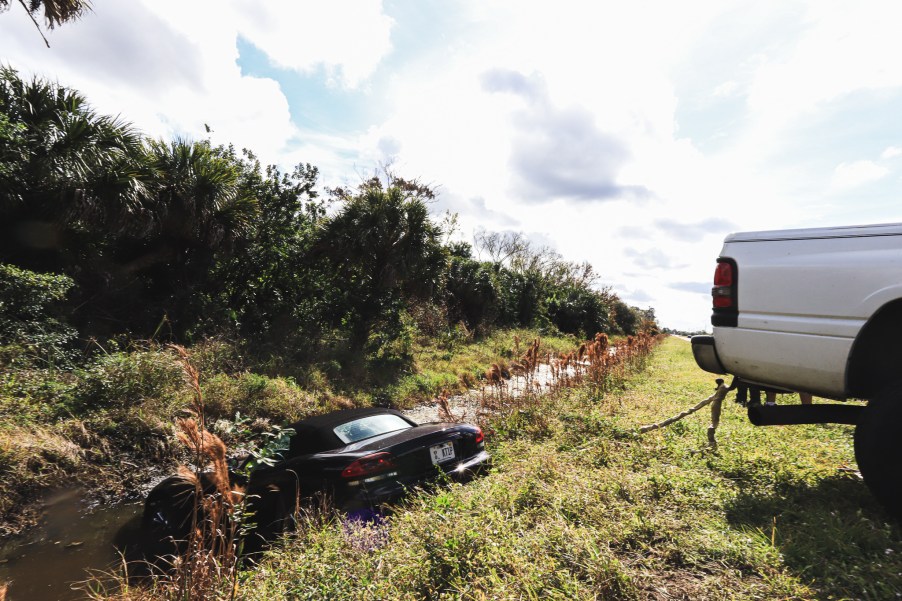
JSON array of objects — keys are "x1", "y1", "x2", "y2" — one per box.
[{"x1": 0, "y1": 488, "x2": 144, "y2": 600}]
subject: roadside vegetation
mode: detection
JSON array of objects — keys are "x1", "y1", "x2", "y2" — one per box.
[
  {"x1": 231, "y1": 339, "x2": 901, "y2": 600},
  {"x1": 89, "y1": 331, "x2": 661, "y2": 600},
  {"x1": 86, "y1": 337, "x2": 902, "y2": 600},
  {"x1": 0, "y1": 66, "x2": 657, "y2": 535}
]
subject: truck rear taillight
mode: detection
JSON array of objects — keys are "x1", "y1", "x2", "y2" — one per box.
[
  {"x1": 712, "y1": 287, "x2": 733, "y2": 308},
  {"x1": 712, "y1": 260, "x2": 736, "y2": 308},
  {"x1": 711, "y1": 258, "x2": 738, "y2": 326},
  {"x1": 713, "y1": 262, "x2": 733, "y2": 287}
]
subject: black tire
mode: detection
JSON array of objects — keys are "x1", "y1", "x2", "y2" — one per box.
[
  {"x1": 142, "y1": 475, "x2": 200, "y2": 540},
  {"x1": 854, "y1": 384, "x2": 902, "y2": 517}
]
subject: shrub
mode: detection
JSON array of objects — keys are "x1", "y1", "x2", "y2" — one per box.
[
  {"x1": 201, "y1": 372, "x2": 320, "y2": 422},
  {"x1": 545, "y1": 285, "x2": 612, "y2": 337},
  {"x1": 73, "y1": 349, "x2": 185, "y2": 413},
  {"x1": 0, "y1": 263, "x2": 76, "y2": 367}
]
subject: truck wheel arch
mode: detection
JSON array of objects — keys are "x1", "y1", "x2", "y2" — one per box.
[{"x1": 846, "y1": 298, "x2": 902, "y2": 398}]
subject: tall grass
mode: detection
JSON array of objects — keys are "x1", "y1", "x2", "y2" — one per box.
[
  {"x1": 467, "y1": 331, "x2": 662, "y2": 425},
  {"x1": 227, "y1": 337, "x2": 902, "y2": 600},
  {"x1": 99, "y1": 346, "x2": 248, "y2": 601}
]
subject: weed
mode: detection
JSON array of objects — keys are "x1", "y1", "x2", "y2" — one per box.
[{"x1": 227, "y1": 338, "x2": 902, "y2": 600}]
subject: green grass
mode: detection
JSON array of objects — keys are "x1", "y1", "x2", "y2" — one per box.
[
  {"x1": 386, "y1": 328, "x2": 577, "y2": 407},
  {"x1": 0, "y1": 341, "x2": 346, "y2": 534},
  {"x1": 0, "y1": 330, "x2": 565, "y2": 535},
  {"x1": 235, "y1": 337, "x2": 902, "y2": 600}
]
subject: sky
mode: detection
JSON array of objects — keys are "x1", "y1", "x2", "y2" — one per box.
[{"x1": 3, "y1": 0, "x2": 902, "y2": 331}]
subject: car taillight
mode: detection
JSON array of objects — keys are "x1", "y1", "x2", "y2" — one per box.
[
  {"x1": 474, "y1": 427, "x2": 484, "y2": 445},
  {"x1": 341, "y1": 452, "x2": 394, "y2": 479},
  {"x1": 712, "y1": 260, "x2": 736, "y2": 309}
]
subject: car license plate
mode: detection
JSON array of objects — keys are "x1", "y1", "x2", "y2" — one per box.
[{"x1": 430, "y1": 441, "x2": 455, "y2": 465}]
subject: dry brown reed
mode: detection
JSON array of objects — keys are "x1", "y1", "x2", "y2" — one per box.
[
  {"x1": 146, "y1": 346, "x2": 248, "y2": 600},
  {"x1": 436, "y1": 390, "x2": 463, "y2": 423},
  {"x1": 473, "y1": 332, "x2": 663, "y2": 428}
]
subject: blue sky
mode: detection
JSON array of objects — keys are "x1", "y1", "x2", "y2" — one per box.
[{"x1": 2, "y1": 0, "x2": 902, "y2": 331}]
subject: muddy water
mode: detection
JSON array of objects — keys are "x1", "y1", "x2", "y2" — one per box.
[
  {"x1": 0, "y1": 488, "x2": 143, "y2": 601},
  {"x1": 403, "y1": 361, "x2": 566, "y2": 424}
]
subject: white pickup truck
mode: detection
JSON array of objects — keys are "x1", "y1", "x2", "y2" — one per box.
[{"x1": 691, "y1": 222, "x2": 902, "y2": 515}]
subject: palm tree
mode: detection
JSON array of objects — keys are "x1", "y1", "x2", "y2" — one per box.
[
  {"x1": 118, "y1": 139, "x2": 258, "y2": 275},
  {"x1": 0, "y1": 0, "x2": 91, "y2": 46},
  {"x1": 0, "y1": 66, "x2": 153, "y2": 269},
  {"x1": 0, "y1": 67, "x2": 260, "y2": 335},
  {"x1": 1, "y1": 0, "x2": 89, "y2": 27},
  {"x1": 320, "y1": 178, "x2": 446, "y2": 352}
]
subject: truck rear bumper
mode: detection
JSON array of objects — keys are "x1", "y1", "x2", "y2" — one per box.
[{"x1": 691, "y1": 335, "x2": 727, "y2": 374}]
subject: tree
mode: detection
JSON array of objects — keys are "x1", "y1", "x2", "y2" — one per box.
[
  {"x1": 319, "y1": 177, "x2": 446, "y2": 354},
  {"x1": 1, "y1": 0, "x2": 91, "y2": 46},
  {"x1": 0, "y1": 68, "x2": 262, "y2": 336},
  {"x1": 611, "y1": 298, "x2": 643, "y2": 335},
  {"x1": 445, "y1": 255, "x2": 499, "y2": 330},
  {"x1": 0, "y1": 0, "x2": 89, "y2": 26},
  {"x1": 201, "y1": 149, "x2": 325, "y2": 353},
  {"x1": 0, "y1": 66, "x2": 152, "y2": 273},
  {"x1": 545, "y1": 285, "x2": 612, "y2": 336},
  {"x1": 103, "y1": 139, "x2": 259, "y2": 336}
]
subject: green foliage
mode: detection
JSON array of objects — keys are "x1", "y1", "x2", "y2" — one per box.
[
  {"x1": 201, "y1": 372, "x2": 320, "y2": 422},
  {"x1": 0, "y1": 263, "x2": 76, "y2": 366},
  {"x1": 320, "y1": 177, "x2": 447, "y2": 357},
  {"x1": 228, "y1": 338, "x2": 902, "y2": 600},
  {"x1": 73, "y1": 348, "x2": 185, "y2": 412},
  {"x1": 610, "y1": 298, "x2": 638, "y2": 335},
  {"x1": 228, "y1": 416, "x2": 296, "y2": 475},
  {"x1": 201, "y1": 150, "x2": 326, "y2": 354},
  {"x1": 445, "y1": 255, "x2": 499, "y2": 330},
  {"x1": 545, "y1": 284, "x2": 612, "y2": 336},
  {"x1": 0, "y1": 65, "x2": 151, "y2": 266},
  {"x1": 0, "y1": 66, "x2": 659, "y2": 394},
  {"x1": 495, "y1": 268, "x2": 544, "y2": 327}
]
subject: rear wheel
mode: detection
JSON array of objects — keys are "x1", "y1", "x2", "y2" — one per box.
[
  {"x1": 854, "y1": 384, "x2": 902, "y2": 517},
  {"x1": 142, "y1": 475, "x2": 199, "y2": 540}
]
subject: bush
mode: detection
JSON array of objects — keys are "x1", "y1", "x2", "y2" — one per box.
[
  {"x1": 0, "y1": 263, "x2": 76, "y2": 367},
  {"x1": 73, "y1": 349, "x2": 185, "y2": 413},
  {"x1": 546, "y1": 285, "x2": 612, "y2": 337},
  {"x1": 201, "y1": 372, "x2": 320, "y2": 422},
  {"x1": 445, "y1": 256, "x2": 499, "y2": 330}
]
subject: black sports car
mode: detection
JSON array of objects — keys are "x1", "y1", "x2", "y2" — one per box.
[{"x1": 142, "y1": 408, "x2": 489, "y2": 553}]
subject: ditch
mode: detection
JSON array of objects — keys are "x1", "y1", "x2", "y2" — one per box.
[{"x1": 0, "y1": 487, "x2": 144, "y2": 600}]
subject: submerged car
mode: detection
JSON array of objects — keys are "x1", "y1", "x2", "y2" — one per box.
[{"x1": 142, "y1": 407, "x2": 489, "y2": 553}]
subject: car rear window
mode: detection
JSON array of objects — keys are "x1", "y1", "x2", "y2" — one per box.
[{"x1": 333, "y1": 414, "x2": 412, "y2": 444}]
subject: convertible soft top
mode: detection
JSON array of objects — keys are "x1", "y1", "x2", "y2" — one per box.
[{"x1": 285, "y1": 407, "x2": 413, "y2": 457}]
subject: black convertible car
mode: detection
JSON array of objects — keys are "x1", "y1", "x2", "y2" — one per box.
[{"x1": 143, "y1": 407, "x2": 489, "y2": 552}]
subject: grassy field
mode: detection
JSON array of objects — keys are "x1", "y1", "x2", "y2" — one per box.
[{"x1": 231, "y1": 337, "x2": 902, "y2": 601}]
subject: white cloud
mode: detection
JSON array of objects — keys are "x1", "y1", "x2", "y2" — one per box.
[
  {"x1": 0, "y1": 0, "x2": 394, "y2": 168},
  {"x1": 831, "y1": 160, "x2": 889, "y2": 192},
  {"x1": 744, "y1": 2, "x2": 902, "y2": 152},
  {"x1": 713, "y1": 80, "x2": 739, "y2": 98},
  {"x1": 228, "y1": 0, "x2": 393, "y2": 88},
  {"x1": 882, "y1": 146, "x2": 902, "y2": 159},
  {"x1": 352, "y1": 0, "x2": 902, "y2": 330}
]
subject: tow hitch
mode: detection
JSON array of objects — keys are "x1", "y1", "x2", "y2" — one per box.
[
  {"x1": 734, "y1": 379, "x2": 864, "y2": 426},
  {"x1": 747, "y1": 404, "x2": 863, "y2": 426}
]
